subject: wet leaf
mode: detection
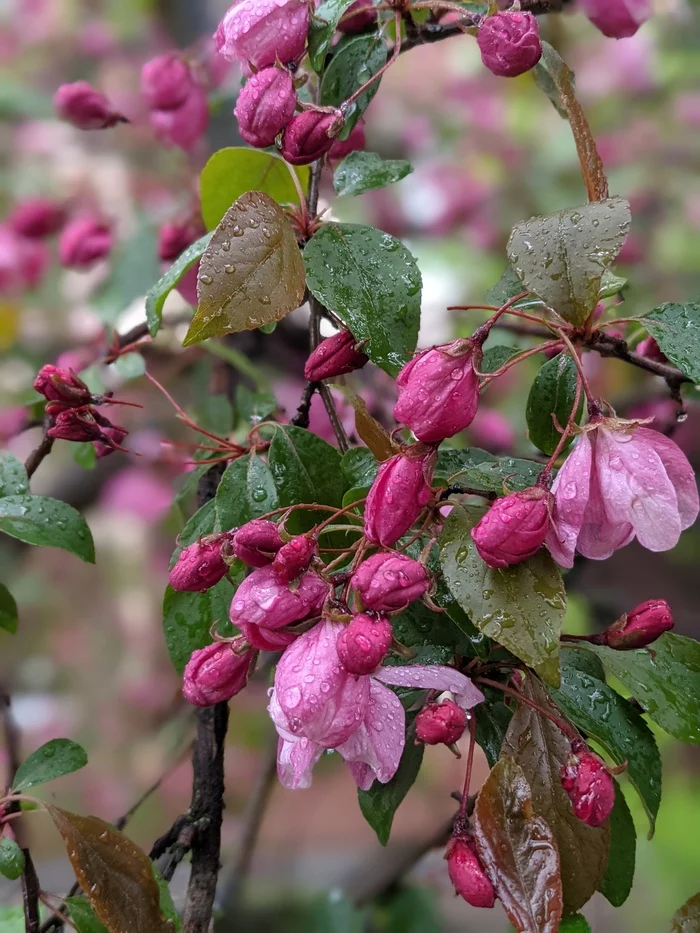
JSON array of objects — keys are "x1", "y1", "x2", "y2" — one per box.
[
  {"x1": 439, "y1": 505, "x2": 565, "y2": 684},
  {"x1": 66, "y1": 898, "x2": 109, "y2": 933},
  {"x1": 582, "y1": 634, "x2": 700, "y2": 743},
  {"x1": 502, "y1": 678, "x2": 609, "y2": 914},
  {"x1": 358, "y1": 724, "x2": 423, "y2": 846},
  {"x1": 643, "y1": 300, "x2": 700, "y2": 382},
  {"x1": 162, "y1": 578, "x2": 236, "y2": 675},
  {"x1": 481, "y1": 344, "x2": 520, "y2": 374},
  {"x1": 548, "y1": 664, "x2": 661, "y2": 833},
  {"x1": 304, "y1": 223, "x2": 421, "y2": 377},
  {"x1": 333, "y1": 151, "x2": 412, "y2": 197},
  {"x1": 200, "y1": 148, "x2": 309, "y2": 230},
  {"x1": 340, "y1": 447, "x2": 378, "y2": 488},
  {"x1": 474, "y1": 757, "x2": 563, "y2": 933},
  {"x1": 183, "y1": 192, "x2": 306, "y2": 347},
  {"x1": 337, "y1": 387, "x2": 394, "y2": 461},
  {"x1": 598, "y1": 781, "x2": 636, "y2": 907},
  {"x1": 0, "y1": 838, "x2": 25, "y2": 880},
  {"x1": 0, "y1": 495, "x2": 95, "y2": 562},
  {"x1": 485, "y1": 265, "x2": 526, "y2": 305},
  {"x1": 145, "y1": 233, "x2": 213, "y2": 337},
  {"x1": 526, "y1": 353, "x2": 584, "y2": 456},
  {"x1": 235, "y1": 385, "x2": 277, "y2": 425},
  {"x1": 384, "y1": 886, "x2": 441, "y2": 933},
  {"x1": 308, "y1": 0, "x2": 359, "y2": 71},
  {"x1": 474, "y1": 686, "x2": 513, "y2": 767},
  {"x1": 13, "y1": 738, "x2": 88, "y2": 791},
  {"x1": 215, "y1": 452, "x2": 278, "y2": 531},
  {"x1": 438, "y1": 448, "x2": 546, "y2": 493},
  {"x1": 559, "y1": 916, "x2": 591, "y2": 933},
  {"x1": 671, "y1": 893, "x2": 700, "y2": 932},
  {"x1": 0, "y1": 452, "x2": 29, "y2": 498},
  {"x1": 0, "y1": 582, "x2": 18, "y2": 634},
  {"x1": 319, "y1": 33, "x2": 387, "y2": 136},
  {"x1": 507, "y1": 198, "x2": 631, "y2": 326},
  {"x1": 49, "y1": 807, "x2": 172, "y2": 933}
]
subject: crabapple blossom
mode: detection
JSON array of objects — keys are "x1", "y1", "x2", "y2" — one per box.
[
  {"x1": 364, "y1": 446, "x2": 435, "y2": 547},
  {"x1": 351, "y1": 552, "x2": 430, "y2": 613},
  {"x1": 471, "y1": 486, "x2": 553, "y2": 568}
]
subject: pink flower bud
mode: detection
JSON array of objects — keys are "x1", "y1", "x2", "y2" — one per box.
[
  {"x1": 468, "y1": 408, "x2": 514, "y2": 454},
  {"x1": 169, "y1": 534, "x2": 232, "y2": 592},
  {"x1": 329, "y1": 119, "x2": 366, "y2": 161},
  {"x1": 215, "y1": 0, "x2": 310, "y2": 71},
  {"x1": 352, "y1": 552, "x2": 429, "y2": 613},
  {"x1": 93, "y1": 424, "x2": 129, "y2": 458},
  {"x1": 338, "y1": 0, "x2": 377, "y2": 34},
  {"x1": 471, "y1": 486, "x2": 553, "y2": 569},
  {"x1": 304, "y1": 330, "x2": 369, "y2": 382},
  {"x1": 150, "y1": 84, "x2": 209, "y2": 150},
  {"x1": 393, "y1": 339, "x2": 480, "y2": 443},
  {"x1": 182, "y1": 640, "x2": 255, "y2": 706},
  {"x1": 580, "y1": 0, "x2": 651, "y2": 39},
  {"x1": 561, "y1": 744, "x2": 615, "y2": 827},
  {"x1": 58, "y1": 216, "x2": 112, "y2": 270},
  {"x1": 415, "y1": 699, "x2": 467, "y2": 746},
  {"x1": 446, "y1": 835, "x2": 496, "y2": 909},
  {"x1": 364, "y1": 447, "x2": 435, "y2": 547},
  {"x1": 48, "y1": 407, "x2": 105, "y2": 443},
  {"x1": 337, "y1": 613, "x2": 393, "y2": 675},
  {"x1": 271, "y1": 535, "x2": 316, "y2": 582},
  {"x1": 477, "y1": 11, "x2": 542, "y2": 78},
  {"x1": 158, "y1": 216, "x2": 206, "y2": 262},
  {"x1": 230, "y1": 566, "x2": 329, "y2": 630},
  {"x1": 141, "y1": 53, "x2": 194, "y2": 111},
  {"x1": 234, "y1": 66, "x2": 297, "y2": 148},
  {"x1": 279, "y1": 109, "x2": 344, "y2": 166},
  {"x1": 636, "y1": 334, "x2": 667, "y2": 364},
  {"x1": 238, "y1": 621, "x2": 297, "y2": 651},
  {"x1": 233, "y1": 519, "x2": 284, "y2": 567},
  {"x1": 602, "y1": 598, "x2": 673, "y2": 650},
  {"x1": 53, "y1": 81, "x2": 127, "y2": 130},
  {"x1": 34, "y1": 364, "x2": 93, "y2": 406},
  {"x1": 9, "y1": 199, "x2": 66, "y2": 239}
]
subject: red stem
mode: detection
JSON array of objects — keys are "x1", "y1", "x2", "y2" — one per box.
[
  {"x1": 475, "y1": 676, "x2": 577, "y2": 740},
  {"x1": 458, "y1": 714, "x2": 477, "y2": 819}
]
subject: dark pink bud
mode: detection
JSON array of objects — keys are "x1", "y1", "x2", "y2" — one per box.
[
  {"x1": 415, "y1": 699, "x2": 467, "y2": 746},
  {"x1": 158, "y1": 216, "x2": 206, "y2": 262},
  {"x1": 471, "y1": 486, "x2": 553, "y2": 569},
  {"x1": 233, "y1": 519, "x2": 284, "y2": 567},
  {"x1": 477, "y1": 11, "x2": 542, "y2": 78},
  {"x1": 169, "y1": 533, "x2": 232, "y2": 592},
  {"x1": 446, "y1": 835, "x2": 496, "y2": 909},
  {"x1": 9, "y1": 199, "x2": 66, "y2": 239},
  {"x1": 304, "y1": 330, "x2": 369, "y2": 381},
  {"x1": 182, "y1": 639, "x2": 255, "y2": 706},
  {"x1": 141, "y1": 53, "x2": 194, "y2": 111},
  {"x1": 561, "y1": 745, "x2": 615, "y2": 827},
  {"x1": 352, "y1": 552, "x2": 429, "y2": 612},
  {"x1": 279, "y1": 109, "x2": 344, "y2": 166},
  {"x1": 329, "y1": 119, "x2": 366, "y2": 161},
  {"x1": 237, "y1": 621, "x2": 298, "y2": 651},
  {"x1": 337, "y1": 613, "x2": 393, "y2": 675},
  {"x1": 580, "y1": 0, "x2": 650, "y2": 39},
  {"x1": 271, "y1": 535, "x2": 316, "y2": 582},
  {"x1": 230, "y1": 566, "x2": 329, "y2": 630},
  {"x1": 636, "y1": 334, "x2": 667, "y2": 364},
  {"x1": 394, "y1": 339, "x2": 480, "y2": 443},
  {"x1": 47, "y1": 407, "x2": 105, "y2": 443},
  {"x1": 93, "y1": 424, "x2": 129, "y2": 458},
  {"x1": 58, "y1": 216, "x2": 112, "y2": 269},
  {"x1": 234, "y1": 66, "x2": 297, "y2": 148},
  {"x1": 150, "y1": 84, "x2": 209, "y2": 150},
  {"x1": 364, "y1": 447, "x2": 435, "y2": 547},
  {"x1": 34, "y1": 364, "x2": 93, "y2": 406},
  {"x1": 53, "y1": 81, "x2": 127, "y2": 129},
  {"x1": 602, "y1": 598, "x2": 673, "y2": 650},
  {"x1": 338, "y1": 0, "x2": 377, "y2": 34},
  {"x1": 215, "y1": 0, "x2": 310, "y2": 71}
]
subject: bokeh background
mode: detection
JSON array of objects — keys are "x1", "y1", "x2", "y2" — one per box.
[{"x1": 1, "y1": 0, "x2": 700, "y2": 930}]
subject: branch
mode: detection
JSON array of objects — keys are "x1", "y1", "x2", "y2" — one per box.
[{"x1": 588, "y1": 331, "x2": 690, "y2": 401}]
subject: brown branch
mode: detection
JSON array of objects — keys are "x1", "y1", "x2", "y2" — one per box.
[
  {"x1": 24, "y1": 417, "x2": 55, "y2": 480},
  {"x1": 588, "y1": 331, "x2": 690, "y2": 400},
  {"x1": 290, "y1": 380, "x2": 320, "y2": 429}
]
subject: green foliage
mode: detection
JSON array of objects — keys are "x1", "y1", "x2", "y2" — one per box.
[
  {"x1": 0, "y1": 453, "x2": 29, "y2": 497},
  {"x1": 162, "y1": 578, "x2": 236, "y2": 675},
  {"x1": 598, "y1": 781, "x2": 636, "y2": 908},
  {"x1": 333, "y1": 152, "x2": 413, "y2": 197},
  {"x1": 310, "y1": 891, "x2": 365, "y2": 933},
  {"x1": 0, "y1": 838, "x2": 25, "y2": 880},
  {"x1": 643, "y1": 300, "x2": 700, "y2": 382},
  {"x1": 358, "y1": 725, "x2": 424, "y2": 846},
  {"x1": 319, "y1": 33, "x2": 387, "y2": 136},
  {"x1": 481, "y1": 344, "x2": 520, "y2": 373},
  {"x1": 145, "y1": 232, "x2": 213, "y2": 336},
  {"x1": 308, "y1": 0, "x2": 362, "y2": 71},
  {"x1": 0, "y1": 582, "x2": 18, "y2": 634},
  {"x1": 13, "y1": 739, "x2": 88, "y2": 791},
  {"x1": 438, "y1": 447, "x2": 546, "y2": 493},
  {"x1": 0, "y1": 495, "x2": 95, "y2": 562},
  {"x1": 526, "y1": 353, "x2": 583, "y2": 455},
  {"x1": 216, "y1": 453, "x2": 278, "y2": 531}
]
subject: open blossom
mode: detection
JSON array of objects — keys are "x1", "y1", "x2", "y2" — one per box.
[
  {"x1": 546, "y1": 420, "x2": 699, "y2": 568},
  {"x1": 53, "y1": 81, "x2": 127, "y2": 129},
  {"x1": 183, "y1": 640, "x2": 256, "y2": 706},
  {"x1": 352, "y1": 552, "x2": 429, "y2": 613},
  {"x1": 169, "y1": 533, "x2": 232, "y2": 592},
  {"x1": 215, "y1": 0, "x2": 309, "y2": 71},
  {"x1": 269, "y1": 619, "x2": 484, "y2": 790},
  {"x1": 601, "y1": 598, "x2": 673, "y2": 650},
  {"x1": 561, "y1": 743, "x2": 615, "y2": 827},
  {"x1": 446, "y1": 835, "x2": 496, "y2": 909},
  {"x1": 229, "y1": 566, "x2": 328, "y2": 630},
  {"x1": 234, "y1": 67, "x2": 297, "y2": 148},
  {"x1": 477, "y1": 11, "x2": 542, "y2": 78},
  {"x1": 364, "y1": 446, "x2": 435, "y2": 547},
  {"x1": 471, "y1": 486, "x2": 553, "y2": 569},
  {"x1": 580, "y1": 0, "x2": 651, "y2": 39},
  {"x1": 394, "y1": 339, "x2": 480, "y2": 443}
]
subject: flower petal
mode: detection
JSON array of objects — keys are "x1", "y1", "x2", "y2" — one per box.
[
  {"x1": 576, "y1": 449, "x2": 634, "y2": 559},
  {"x1": 636, "y1": 428, "x2": 699, "y2": 530},
  {"x1": 336, "y1": 680, "x2": 405, "y2": 788},
  {"x1": 546, "y1": 432, "x2": 593, "y2": 568},
  {"x1": 375, "y1": 665, "x2": 484, "y2": 709},
  {"x1": 276, "y1": 737, "x2": 323, "y2": 790}
]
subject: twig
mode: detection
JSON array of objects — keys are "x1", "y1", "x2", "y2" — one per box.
[
  {"x1": 290, "y1": 381, "x2": 320, "y2": 429},
  {"x1": 22, "y1": 849, "x2": 42, "y2": 933},
  {"x1": 24, "y1": 417, "x2": 55, "y2": 480}
]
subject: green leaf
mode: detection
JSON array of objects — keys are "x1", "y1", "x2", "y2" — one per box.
[
  {"x1": 92, "y1": 221, "x2": 161, "y2": 325},
  {"x1": 183, "y1": 192, "x2": 306, "y2": 347},
  {"x1": 154, "y1": 867, "x2": 182, "y2": 932},
  {"x1": 0, "y1": 452, "x2": 29, "y2": 498},
  {"x1": 391, "y1": 598, "x2": 469, "y2": 657},
  {"x1": 439, "y1": 505, "x2": 565, "y2": 684},
  {"x1": 507, "y1": 198, "x2": 631, "y2": 326},
  {"x1": 73, "y1": 442, "x2": 97, "y2": 471},
  {"x1": 308, "y1": 0, "x2": 360, "y2": 71},
  {"x1": 0, "y1": 495, "x2": 95, "y2": 562},
  {"x1": 236, "y1": 385, "x2": 277, "y2": 425},
  {"x1": 319, "y1": 33, "x2": 387, "y2": 136},
  {"x1": 383, "y1": 886, "x2": 441, "y2": 933},
  {"x1": 333, "y1": 151, "x2": 412, "y2": 197},
  {"x1": 145, "y1": 232, "x2": 214, "y2": 337},
  {"x1": 0, "y1": 906, "x2": 26, "y2": 932},
  {"x1": 13, "y1": 739, "x2": 88, "y2": 792},
  {"x1": 340, "y1": 447, "x2": 378, "y2": 488},
  {"x1": 599, "y1": 269, "x2": 627, "y2": 298},
  {"x1": 358, "y1": 732, "x2": 423, "y2": 846},
  {"x1": 110, "y1": 353, "x2": 146, "y2": 382},
  {"x1": 561, "y1": 647, "x2": 605, "y2": 682},
  {"x1": 304, "y1": 223, "x2": 421, "y2": 376},
  {"x1": 582, "y1": 634, "x2": 700, "y2": 744},
  {"x1": 216, "y1": 453, "x2": 278, "y2": 531},
  {"x1": 480, "y1": 344, "x2": 520, "y2": 374},
  {"x1": 598, "y1": 781, "x2": 636, "y2": 907},
  {"x1": 310, "y1": 892, "x2": 365, "y2": 933},
  {"x1": 170, "y1": 499, "x2": 219, "y2": 569},
  {"x1": 162, "y1": 578, "x2": 235, "y2": 675},
  {"x1": 548, "y1": 665, "x2": 661, "y2": 833},
  {"x1": 267, "y1": 426, "x2": 346, "y2": 533},
  {"x1": 671, "y1": 892, "x2": 700, "y2": 932},
  {"x1": 485, "y1": 265, "x2": 526, "y2": 305},
  {"x1": 0, "y1": 582, "x2": 18, "y2": 634},
  {"x1": 559, "y1": 916, "x2": 592, "y2": 933},
  {"x1": 200, "y1": 148, "x2": 309, "y2": 230},
  {"x1": 438, "y1": 448, "x2": 546, "y2": 493},
  {"x1": 527, "y1": 353, "x2": 584, "y2": 456},
  {"x1": 474, "y1": 687, "x2": 513, "y2": 767},
  {"x1": 643, "y1": 300, "x2": 700, "y2": 382},
  {"x1": 66, "y1": 898, "x2": 109, "y2": 933},
  {"x1": 194, "y1": 394, "x2": 234, "y2": 436},
  {"x1": 0, "y1": 838, "x2": 25, "y2": 880}
]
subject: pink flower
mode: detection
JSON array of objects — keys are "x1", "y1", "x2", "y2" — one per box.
[
  {"x1": 471, "y1": 486, "x2": 553, "y2": 569},
  {"x1": 468, "y1": 408, "x2": 514, "y2": 454},
  {"x1": 446, "y1": 835, "x2": 496, "y2": 909},
  {"x1": 337, "y1": 614, "x2": 393, "y2": 675},
  {"x1": 560, "y1": 742, "x2": 615, "y2": 827},
  {"x1": 337, "y1": 0, "x2": 377, "y2": 34},
  {"x1": 215, "y1": 0, "x2": 309, "y2": 71},
  {"x1": 394, "y1": 339, "x2": 480, "y2": 443},
  {"x1": 141, "y1": 53, "x2": 194, "y2": 111},
  {"x1": 237, "y1": 621, "x2": 298, "y2": 651},
  {"x1": 34, "y1": 364, "x2": 93, "y2": 406},
  {"x1": 183, "y1": 640, "x2": 256, "y2": 706},
  {"x1": 53, "y1": 81, "x2": 127, "y2": 129},
  {"x1": 304, "y1": 330, "x2": 369, "y2": 382},
  {"x1": 9, "y1": 199, "x2": 65, "y2": 239},
  {"x1": 546, "y1": 420, "x2": 699, "y2": 568},
  {"x1": 477, "y1": 11, "x2": 542, "y2": 78},
  {"x1": 229, "y1": 566, "x2": 328, "y2": 630},
  {"x1": 232, "y1": 520, "x2": 284, "y2": 567},
  {"x1": 234, "y1": 66, "x2": 297, "y2": 148},
  {"x1": 47, "y1": 407, "x2": 105, "y2": 442},
  {"x1": 351, "y1": 552, "x2": 429, "y2": 613},
  {"x1": 279, "y1": 109, "x2": 344, "y2": 165},
  {"x1": 158, "y1": 216, "x2": 205, "y2": 261},
  {"x1": 364, "y1": 447, "x2": 435, "y2": 547},
  {"x1": 601, "y1": 598, "x2": 673, "y2": 650},
  {"x1": 580, "y1": 0, "x2": 651, "y2": 39},
  {"x1": 269, "y1": 619, "x2": 484, "y2": 789},
  {"x1": 93, "y1": 424, "x2": 129, "y2": 458},
  {"x1": 415, "y1": 700, "x2": 467, "y2": 746},
  {"x1": 271, "y1": 535, "x2": 316, "y2": 582},
  {"x1": 169, "y1": 534, "x2": 232, "y2": 592},
  {"x1": 58, "y1": 216, "x2": 112, "y2": 269},
  {"x1": 329, "y1": 119, "x2": 366, "y2": 161},
  {"x1": 150, "y1": 83, "x2": 209, "y2": 150}
]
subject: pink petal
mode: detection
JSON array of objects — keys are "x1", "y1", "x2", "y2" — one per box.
[
  {"x1": 336, "y1": 681, "x2": 405, "y2": 788},
  {"x1": 374, "y1": 665, "x2": 484, "y2": 709},
  {"x1": 276, "y1": 737, "x2": 323, "y2": 790},
  {"x1": 576, "y1": 451, "x2": 635, "y2": 559},
  {"x1": 636, "y1": 427, "x2": 700, "y2": 530},
  {"x1": 546, "y1": 433, "x2": 593, "y2": 568}
]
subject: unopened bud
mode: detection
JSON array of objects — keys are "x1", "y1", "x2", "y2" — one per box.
[
  {"x1": 141, "y1": 53, "x2": 194, "y2": 111},
  {"x1": 53, "y1": 81, "x2": 127, "y2": 129},
  {"x1": 9, "y1": 199, "x2": 66, "y2": 239},
  {"x1": 234, "y1": 66, "x2": 297, "y2": 148},
  {"x1": 561, "y1": 743, "x2": 615, "y2": 827},
  {"x1": 602, "y1": 598, "x2": 673, "y2": 650},
  {"x1": 304, "y1": 330, "x2": 369, "y2": 382},
  {"x1": 150, "y1": 84, "x2": 209, "y2": 151},
  {"x1": 58, "y1": 216, "x2": 112, "y2": 270},
  {"x1": 416, "y1": 700, "x2": 467, "y2": 746},
  {"x1": 471, "y1": 487, "x2": 552, "y2": 569},
  {"x1": 279, "y1": 109, "x2": 344, "y2": 166},
  {"x1": 182, "y1": 639, "x2": 255, "y2": 706},
  {"x1": 34, "y1": 364, "x2": 92, "y2": 406},
  {"x1": 338, "y1": 0, "x2": 377, "y2": 34},
  {"x1": 169, "y1": 533, "x2": 232, "y2": 592},
  {"x1": 364, "y1": 446, "x2": 435, "y2": 547},
  {"x1": 158, "y1": 216, "x2": 206, "y2": 262},
  {"x1": 230, "y1": 566, "x2": 329, "y2": 630},
  {"x1": 636, "y1": 335, "x2": 667, "y2": 364},
  {"x1": 48, "y1": 407, "x2": 105, "y2": 443},
  {"x1": 445, "y1": 835, "x2": 496, "y2": 909},
  {"x1": 579, "y1": 0, "x2": 651, "y2": 39},
  {"x1": 233, "y1": 519, "x2": 284, "y2": 567},
  {"x1": 271, "y1": 535, "x2": 316, "y2": 582},
  {"x1": 93, "y1": 424, "x2": 129, "y2": 458},
  {"x1": 477, "y1": 11, "x2": 542, "y2": 78},
  {"x1": 337, "y1": 613, "x2": 393, "y2": 675},
  {"x1": 352, "y1": 552, "x2": 429, "y2": 613}
]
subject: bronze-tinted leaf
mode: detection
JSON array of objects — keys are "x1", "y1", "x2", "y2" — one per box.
[
  {"x1": 671, "y1": 892, "x2": 700, "y2": 932},
  {"x1": 474, "y1": 757, "x2": 563, "y2": 933},
  {"x1": 338, "y1": 387, "x2": 395, "y2": 461},
  {"x1": 183, "y1": 191, "x2": 306, "y2": 347},
  {"x1": 501, "y1": 678, "x2": 610, "y2": 914},
  {"x1": 49, "y1": 806, "x2": 172, "y2": 933}
]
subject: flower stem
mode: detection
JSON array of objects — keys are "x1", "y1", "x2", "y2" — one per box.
[
  {"x1": 458, "y1": 714, "x2": 477, "y2": 819},
  {"x1": 475, "y1": 676, "x2": 577, "y2": 740}
]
